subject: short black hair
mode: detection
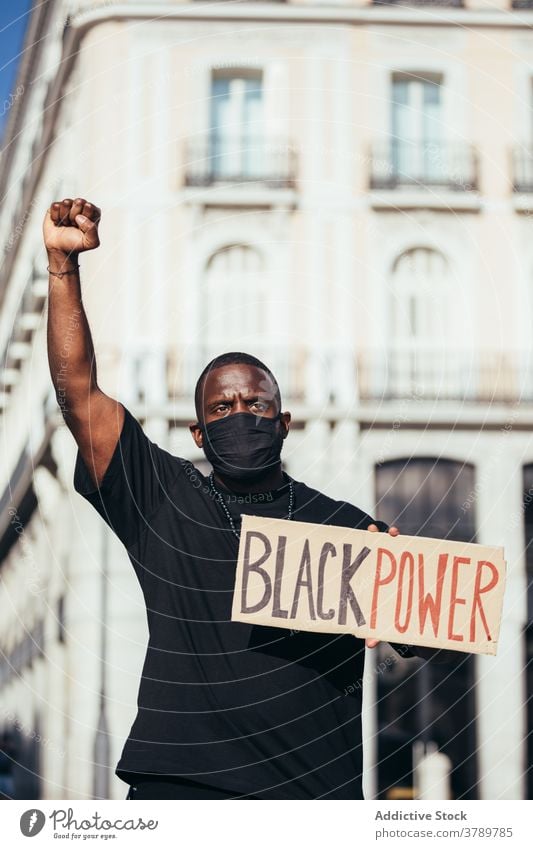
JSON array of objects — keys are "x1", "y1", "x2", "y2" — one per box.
[{"x1": 194, "y1": 351, "x2": 281, "y2": 423}]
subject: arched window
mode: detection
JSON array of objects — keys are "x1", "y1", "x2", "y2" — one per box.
[
  {"x1": 387, "y1": 247, "x2": 454, "y2": 397},
  {"x1": 373, "y1": 457, "x2": 477, "y2": 800},
  {"x1": 202, "y1": 244, "x2": 265, "y2": 352},
  {"x1": 391, "y1": 247, "x2": 449, "y2": 347}
]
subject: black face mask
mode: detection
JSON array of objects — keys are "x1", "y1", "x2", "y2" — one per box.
[{"x1": 200, "y1": 412, "x2": 285, "y2": 483}]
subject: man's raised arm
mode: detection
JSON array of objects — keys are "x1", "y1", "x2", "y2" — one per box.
[{"x1": 44, "y1": 197, "x2": 124, "y2": 487}]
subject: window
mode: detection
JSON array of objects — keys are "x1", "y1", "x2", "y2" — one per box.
[
  {"x1": 391, "y1": 247, "x2": 449, "y2": 346},
  {"x1": 209, "y1": 69, "x2": 263, "y2": 180},
  {"x1": 522, "y1": 464, "x2": 533, "y2": 801},
  {"x1": 374, "y1": 457, "x2": 478, "y2": 800},
  {"x1": 391, "y1": 72, "x2": 444, "y2": 183},
  {"x1": 388, "y1": 247, "x2": 452, "y2": 396},
  {"x1": 202, "y1": 244, "x2": 265, "y2": 352},
  {"x1": 57, "y1": 595, "x2": 66, "y2": 644}
]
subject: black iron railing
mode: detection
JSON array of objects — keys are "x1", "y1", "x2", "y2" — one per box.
[
  {"x1": 183, "y1": 135, "x2": 297, "y2": 188},
  {"x1": 512, "y1": 147, "x2": 533, "y2": 192},
  {"x1": 120, "y1": 346, "x2": 533, "y2": 407},
  {"x1": 369, "y1": 140, "x2": 479, "y2": 191},
  {"x1": 357, "y1": 348, "x2": 533, "y2": 403},
  {"x1": 373, "y1": 0, "x2": 463, "y2": 5}
]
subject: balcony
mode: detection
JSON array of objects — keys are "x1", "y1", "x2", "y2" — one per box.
[
  {"x1": 369, "y1": 140, "x2": 479, "y2": 192},
  {"x1": 373, "y1": 0, "x2": 463, "y2": 5},
  {"x1": 123, "y1": 345, "x2": 310, "y2": 408},
  {"x1": 107, "y1": 345, "x2": 533, "y2": 418},
  {"x1": 512, "y1": 147, "x2": 533, "y2": 193},
  {"x1": 0, "y1": 621, "x2": 44, "y2": 687},
  {"x1": 357, "y1": 348, "x2": 533, "y2": 404},
  {"x1": 113, "y1": 344, "x2": 358, "y2": 413},
  {"x1": 0, "y1": 268, "x2": 48, "y2": 416},
  {"x1": 183, "y1": 135, "x2": 297, "y2": 189}
]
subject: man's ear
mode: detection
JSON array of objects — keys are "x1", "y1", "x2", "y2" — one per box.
[
  {"x1": 189, "y1": 421, "x2": 203, "y2": 449},
  {"x1": 280, "y1": 411, "x2": 291, "y2": 439}
]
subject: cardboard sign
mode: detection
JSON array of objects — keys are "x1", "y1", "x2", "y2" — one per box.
[{"x1": 231, "y1": 515, "x2": 507, "y2": 655}]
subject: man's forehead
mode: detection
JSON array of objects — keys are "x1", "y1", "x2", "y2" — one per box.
[{"x1": 203, "y1": 364, "x2": 275, "y2": 396}]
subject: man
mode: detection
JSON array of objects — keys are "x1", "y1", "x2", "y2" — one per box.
[{"x1": 43, "y1": 197, "x2": 454, "y2": 800}]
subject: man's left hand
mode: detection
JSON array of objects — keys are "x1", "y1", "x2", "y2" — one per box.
[{"x1": 365, "y1": 523, "x2": 400, "y2": 649}]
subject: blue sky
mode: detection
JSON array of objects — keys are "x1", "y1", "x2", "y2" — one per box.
[{"x1": 0, "y1": 1, "x2": 33, "y2": 140}]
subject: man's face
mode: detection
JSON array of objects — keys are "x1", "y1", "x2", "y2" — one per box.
[{"x1": 189, "y1": 363, "x2": 291, "y2": 449}]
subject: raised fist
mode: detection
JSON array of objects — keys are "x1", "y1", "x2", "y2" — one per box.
[{"x1": 43, "y1": 197, "x2": 101, "y2": 255}]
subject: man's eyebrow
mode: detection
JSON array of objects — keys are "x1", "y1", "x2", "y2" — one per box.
[
  {"x1": 206, "y1": 396, "x2": 233, "y2": 406},
  {"x1": 206, "y1": 393, "x2": 272, "y2": 406}
]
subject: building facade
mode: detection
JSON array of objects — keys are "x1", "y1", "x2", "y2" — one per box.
[{"x1": 0, "y1": 0, "x2": 530, "y2": 799}]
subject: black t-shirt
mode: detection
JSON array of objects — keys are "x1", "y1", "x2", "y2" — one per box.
[{"x1": 73, "y1": 405, "x2": 397, "y2": 800}]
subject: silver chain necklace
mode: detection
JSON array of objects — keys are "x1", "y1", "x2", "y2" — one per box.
[{"x1": 208, "y1": 471, "x2": 295, "y2": 540}]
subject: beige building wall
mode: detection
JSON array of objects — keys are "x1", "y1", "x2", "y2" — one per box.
[{"x1": 0, "y1": 0, "x2": 530, "y2": 799}]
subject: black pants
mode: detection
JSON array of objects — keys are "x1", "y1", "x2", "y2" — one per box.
[{"x1": 125, "y1": 776, "x2": 257, "y2": 800}]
